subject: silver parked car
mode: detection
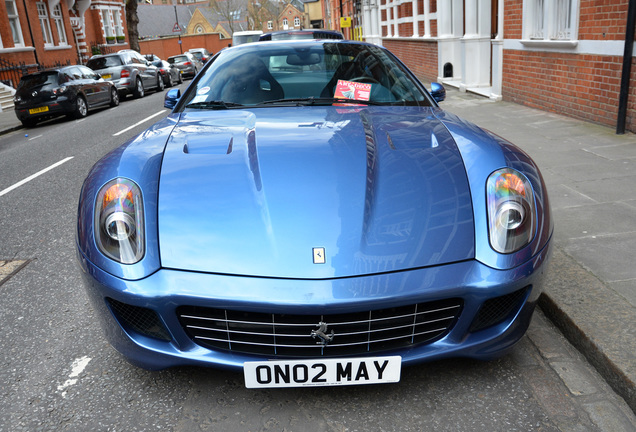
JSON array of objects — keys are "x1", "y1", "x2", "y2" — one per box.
[
  {"x1": 167, "y1": 52, "x2": 203, "y2": 79},
  {"x1": 86, "y1": 50, "x2": 164, "y2": 98},
  {"x1": 188, "y1": 48, "x2": 211, "y2": 63}
]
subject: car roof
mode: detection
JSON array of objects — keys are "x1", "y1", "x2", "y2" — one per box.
[
  {"x1": 259, "y1": 29, "x2": 344, "y2": 41},
  {"x1": 23, "y1": 64, "x2": 88, "y2": 75},
  {"x1": 227, "y1": 38, "x2": 377, "y2": 52},
  {"x1": 89, "y1": 52, "x2": 123, "y2": 58}
]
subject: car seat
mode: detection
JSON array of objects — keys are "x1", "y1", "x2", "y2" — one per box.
[{"x1": 217, "y1": 55, "x2": 284, "y2": 104}]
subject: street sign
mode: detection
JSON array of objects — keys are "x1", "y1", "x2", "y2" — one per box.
[
  {"x1": 173, "y1": 23, "x2": 182, "y2": 32},
  {"x1": 340, "y1": 17, "x2": 352, "y2": 28}
]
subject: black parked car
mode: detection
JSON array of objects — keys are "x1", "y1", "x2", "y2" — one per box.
[{"x1": 13, "y1": 65, "x2": 119, "y2": 127}]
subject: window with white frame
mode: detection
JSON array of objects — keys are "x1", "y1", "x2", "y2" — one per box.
[
  {"x1": 294, "y1": 16, "x2": 300, "y2": 27},
  {"x1": 6, "y1": 0, "x2": 25, "y2": 47},
  {"x1": 52, "y1": 4, "x2": 67, "y2": 45},
  {"x1": 36, "y1": 2, "x2": 54, "y2": 46},
  {"x1": 113, "y1": 10, "x2": 124, "y2": 37},
  {"x1": 267, "y1": 21, "x2": 273, "y2": 30},
  {"x1": 101, "y1": 9, "x2": 115, "y2": 38},
  {"x1": 282, "y1": 18, "x2": 288, "y2": 27},
  {"x1": 524, "y1": 0, "x2": 579, "y2": 41}
]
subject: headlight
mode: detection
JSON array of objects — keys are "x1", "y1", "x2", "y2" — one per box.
[
  {"x1": 94, "y1": 178, "x2": 145, "y2": 264},
  {"x1": 487, "y1": 168, "x2": 536, "y2": 254}
]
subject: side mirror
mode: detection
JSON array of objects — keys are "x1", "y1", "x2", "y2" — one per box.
[
  {"x1": 430, "y1": 82, "x2": 446, "y2": 103},
  {"x1": 164, "y1": 88, "x2": 181, "y2": 109}
]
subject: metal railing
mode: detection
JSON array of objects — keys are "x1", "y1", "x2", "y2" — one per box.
[{"x1": 0, "y1": 58, "x2": 72, "y2": 89}]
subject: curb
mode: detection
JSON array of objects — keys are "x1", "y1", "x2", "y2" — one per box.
[
  {"x1": 0, "y1": 124, "x2": 22, "y2": 136},
  {"x1": 538, "y1": 248, "x2": 636, "y2": 414}
]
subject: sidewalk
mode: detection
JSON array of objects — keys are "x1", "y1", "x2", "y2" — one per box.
[
  {"x1": 0, "y1": 108, "x2": 21, "y2": 135},
  {"x1": 1, "y1": 91, "x2": 634, "y2": 412},
  {"x1": 441, "y1": 88, "x2": 636, "y2": 413}
]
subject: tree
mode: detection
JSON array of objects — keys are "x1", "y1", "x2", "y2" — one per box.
[
  {"x1": 249, "y1": 0, "x2": 296, "y2": 32},
  {"x1": 126, "y1": 0, "x2": 140, "y2": 52},
  {"x1": 209, "y1": 0, "x2": 248, "y2": 35}
]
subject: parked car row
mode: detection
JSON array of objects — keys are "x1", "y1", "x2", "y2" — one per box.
[
  {"x1": 86, "y1": 50, "x2": 165, "y2": 99},
  {"x1": 13, "y1": 48, "x2": 208, "y2": 128}
]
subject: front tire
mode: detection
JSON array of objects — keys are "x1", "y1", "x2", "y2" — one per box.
[
  {"x1": 109, "y1": 87, "x2": 120, "y2": 107},
  {"x1": 133, "y1": 78, "x2": 145, "y2": 98},
  {"x1": 74, "y1": 96, "x2": 88, "y2": 119},
  {"x1": 157, "y1": 74, "x2": 165, "y2": 92}
]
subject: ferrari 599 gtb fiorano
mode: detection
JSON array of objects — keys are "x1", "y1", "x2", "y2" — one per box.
[{"x1": 77, "y1": 40, "x2": 552, "y2": 388}]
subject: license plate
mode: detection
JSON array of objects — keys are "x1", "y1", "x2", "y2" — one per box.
[
  {"x1": 102, "y1": 74, "x2": 112, "y2": 79},
  {"x1": 29, "y1": 106, "x2": 49, "y2": 114},
  {"x1": 244, "y1": 356, "x2": 401, "y2": 388}
]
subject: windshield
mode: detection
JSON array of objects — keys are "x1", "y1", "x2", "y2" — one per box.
[
  {"x1": 168, "y1": 56, "x2": 188, "y2": 64},
  {"x1": 177, "y1": 42, "x2": 431, "y2": 110},
  {"x1": 86, "y1": 56, "x2": 123, "y2": 70},
  {"x1": 232, "y1": 33, "x2": 262, "y2": 45},
  {"x1": 17, "y1": 72, "x2": 59, "y2": 90}
]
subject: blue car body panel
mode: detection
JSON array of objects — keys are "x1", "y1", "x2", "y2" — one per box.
[{"x1": 158, "y1": 107, "x2": 475, "y2": 279}]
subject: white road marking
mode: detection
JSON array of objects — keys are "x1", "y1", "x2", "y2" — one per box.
[
  {"x1": 0, "y1": 156, "x2": 74, "y2": 198},
  {"x1": 57, "y1": 356, "x2": 92, "y2": 398},
  {"x1": 112, "y1": 110, "x2": 167, "y2": 136},
  {"x1": 27, "y1": 134, "x2": 43, "y2": 141}
]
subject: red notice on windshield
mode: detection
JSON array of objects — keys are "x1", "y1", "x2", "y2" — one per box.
[{"x1": 334, "y1": 80, "x2": 371, "y2": 101}]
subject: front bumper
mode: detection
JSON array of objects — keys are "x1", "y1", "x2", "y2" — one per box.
[{"x1": 77, "y1": 240, "x2": 551, "y2": 371}]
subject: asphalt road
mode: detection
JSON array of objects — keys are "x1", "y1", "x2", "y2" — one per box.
[{"x1": 0, "y1": 87, "x2": 634, "y2": 431}]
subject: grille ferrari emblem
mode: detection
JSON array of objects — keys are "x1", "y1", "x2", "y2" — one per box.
[
  {"x1": 313, "y1": 247, "x2": 325, "y2": 264},
  {"x1": 311, "y1": 321, "x2": 334, "y2": 346}
]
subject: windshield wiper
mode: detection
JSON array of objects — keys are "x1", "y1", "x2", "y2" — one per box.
[
  {"x1": 185, "y1": 100, "x2": 244, "y2": 110},
  {"x1": 257, "y1": 97, "x2": 383, "y2": 106}
]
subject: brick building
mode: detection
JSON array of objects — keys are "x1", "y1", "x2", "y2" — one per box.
[
  {"x1": 328, "y1": 0, "x2": 636, "y2": 133},
  {"x1": 0, "y1": 0, "x2": 130, "y2": 80}
]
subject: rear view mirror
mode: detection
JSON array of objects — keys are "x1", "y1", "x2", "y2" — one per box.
[
  {"x1": 286, "y1": 53, "x2": 321, "y2": 66},
  {"x1": 164, "y1": 88, "x2": 181, "y2": 109},
  {"x1": 430, "y1": 82, "x2": 446, "y2": 103}
]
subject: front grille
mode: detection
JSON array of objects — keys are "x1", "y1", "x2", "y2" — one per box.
[{"x1": 177, "y1": 299, "x2": 463, "y2": 357}]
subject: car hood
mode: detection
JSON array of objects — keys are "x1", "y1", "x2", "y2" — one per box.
[{"x1": 158, "y1": 106, "x2": 474, "y2": 279}]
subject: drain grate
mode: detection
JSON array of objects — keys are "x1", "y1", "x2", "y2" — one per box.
[{"x1": 0, "y1": 259, "x2": 30, "y2": 287}]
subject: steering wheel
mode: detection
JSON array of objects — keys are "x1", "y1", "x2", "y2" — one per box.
[{"x1": 350, "y1": 76, "x2": 381, "y2": 85}]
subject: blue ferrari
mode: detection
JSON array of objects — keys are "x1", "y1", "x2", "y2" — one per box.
[{"x1": 77, "y1": 40, "x2": 552, "y2": 388}]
